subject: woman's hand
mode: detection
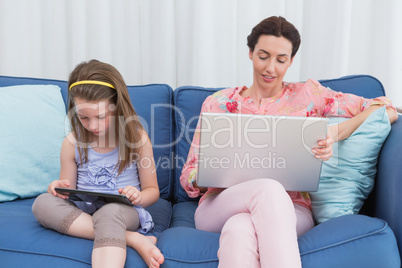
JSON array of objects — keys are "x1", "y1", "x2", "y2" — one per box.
[
  {"x1": 312, "y1": 126, "x2": 335, "y2": 161},
  {"x1": 47, "y1": 179, "x2": 71, "y2": 199},
  {"x1": 119, "y1": 186, "x2": 142, "y2": 206}
]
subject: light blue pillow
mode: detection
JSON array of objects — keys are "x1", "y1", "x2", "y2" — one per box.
[
  {"x1": 0, "y1": 85, "x2": 66, "y2": 202},
  {"x1": 310, "y1": 107, "x2": 391, "y2": 224}
]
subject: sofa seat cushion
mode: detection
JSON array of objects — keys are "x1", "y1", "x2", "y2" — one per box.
[
  {"x1": 162, "y1": 202, "x2": 219, "y2": 267},
  {"x1": 171, "y1": 201, "x2": 198, "y2": 228},
  {"x1": 299, "y1": 214, "x2": 400, "y2": 267},
  {"x1": 158, "y1": 227, "x2": 220, "y2": 267},
  {"x1": 170, "y1": 202, "x2": 400, "y2": 267},
  {"x1": 0, "y1": 197, "x2": 172, "y2": 267}
]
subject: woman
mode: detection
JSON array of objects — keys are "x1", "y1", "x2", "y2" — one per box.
[{"x1": 180, "y1": 16, "x2": 397, "y2": 268}]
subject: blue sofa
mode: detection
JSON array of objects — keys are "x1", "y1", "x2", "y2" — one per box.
[{"x1": 0, "y1": 74, "x2": 401, "y2": 267}]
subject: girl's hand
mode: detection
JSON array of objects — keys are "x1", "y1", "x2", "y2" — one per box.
[
  {"x1": 119, "y1": 186, "x2": 142, "y2": 206},
  {"x1": 47, "y1": 179, "x2": 71, "y2": 199},
  {"x1": 312, "y1": 126, "x2": 335, "y2": 161}
]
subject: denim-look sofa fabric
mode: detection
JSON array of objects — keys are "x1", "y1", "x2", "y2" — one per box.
[{"x1": 0, "y1": 75, "x2": 401, "y2": 267}]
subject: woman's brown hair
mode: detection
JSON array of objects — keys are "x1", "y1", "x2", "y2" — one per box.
[
  {"x1": 247, "y1": 16, "x2": 301, "y2": 58},
  {"x1": 67, "y1": 59, "x2": 144, "y2": 176}
]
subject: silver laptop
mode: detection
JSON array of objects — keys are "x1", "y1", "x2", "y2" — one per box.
[{"x1": 196, "y1": 113, "x2": 328, "y2": 192}]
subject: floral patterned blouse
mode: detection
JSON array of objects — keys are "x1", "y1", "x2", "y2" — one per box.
[{"x1": 180, "y1": 79, "x2": 394, "y2": 210}]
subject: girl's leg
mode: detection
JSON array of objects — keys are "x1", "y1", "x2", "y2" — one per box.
[
  {"x1": 195, "y1": 179, "x2": 302, "y2": 268},
  {"x1": 92, "y1": 247, "x2": 126, "y2": 268},
  {"x1": 33, "y1": 194, "x2": 163, "y2": 267},
  {"x1": 91, "y1": 202, "x2": 163, "y2": 268},
  {"x1": 126, "y1": 231, "x2": 165, "y2": 268},
  {"x1": 91, "y1": 203, "x2": 138, "y2": 268},
  {"x1": 32, "y1": 193, "x2": 83, "y2": 234},
  {"x1": 68, "y1": 211, "x2": 164, "y2": 268}
]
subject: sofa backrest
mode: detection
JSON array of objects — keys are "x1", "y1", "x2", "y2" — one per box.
[
  {"x1": 0, "y1": 74, "x2": 387, "y2": 203},
  {"x1": 319, "y1": 75, "x2": 385, "y2": 98},
  {"x1": 173, "y1": 86, "x2": 222, "y2": 202},
  {"x1": 0, "y1": 76, "x2": 174, "y2": 200},
  {"x1": 0, "y1": 76, "x2": 69, "y2": 106},
  {"x1": 172, "y1": 75, "x2": 386, "y2": 203},
  {"x1": 126, "y1": 84, "x2": 174, "y2": 200}
]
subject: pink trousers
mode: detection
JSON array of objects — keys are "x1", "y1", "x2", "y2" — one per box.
[{"x1": 194, "y1": 179, "x2": 314, "y2": 268}]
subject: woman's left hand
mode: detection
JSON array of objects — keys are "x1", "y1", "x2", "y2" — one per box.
[
  {"x1": 119, "y1": 185, "x2": 142, "y2": 206},
  {"x1": 312, "y1": 125, "x2": 335, "y2": 161}
]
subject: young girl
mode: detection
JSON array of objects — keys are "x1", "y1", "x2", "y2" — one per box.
[{"x1": 32, "y1": 60, "x2": 164, "y2": 268}]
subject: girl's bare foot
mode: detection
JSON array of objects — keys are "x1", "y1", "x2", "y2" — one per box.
[{"x1": 126, "y1": 232, "x2": 164, "y2": 268}]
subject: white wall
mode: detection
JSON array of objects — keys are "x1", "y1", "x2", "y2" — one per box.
[{"x1": 0, "y1": 0, "x2": 401, "y2": 107}]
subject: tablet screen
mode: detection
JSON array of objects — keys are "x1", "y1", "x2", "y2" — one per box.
[{"x1": 55, "y1": 188, "x2": 132, "y2": 206}]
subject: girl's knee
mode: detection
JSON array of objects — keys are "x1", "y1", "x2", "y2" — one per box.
[
  {"x1": 32, "y1": 193, "x2": 83, "y2": 233},
  {"x1": 93, "y1": 203, "x2": 140, "y2": 236},
  {"x1": 93, "y1": 203, "x2": 123, "y2": 221},
  {"x1": 93, "y1": 203, "x2": 134, "y2": 228},
  {"x1": 92, "y1": 204, "x2": 131, "y2": 246},
  {"x1": 32, "y1": 193, "x2": 56, "y2": 219}
]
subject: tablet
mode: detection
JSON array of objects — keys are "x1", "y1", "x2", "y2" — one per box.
[{"x1": 54, "y1": 188, "x2": 133, "y2": 206}]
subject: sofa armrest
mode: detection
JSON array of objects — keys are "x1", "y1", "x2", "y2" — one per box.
[{"x1": 374, "y1": 114, "x2": 402, "y2": 255}]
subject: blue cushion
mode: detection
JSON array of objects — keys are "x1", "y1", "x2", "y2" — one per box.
[
  {"x1": 173, "y1": 86, "x2": 222, "y2": 202},
  {"x1": 299, "y1": 215, "x2": 400, "y2": 267},
  {"x1": 158, "y1": 227, "x2": 220, "y2": 267},
  {"x1": 0, "y1": 85, "x2": 66, "y2": 202},
  {"x1": 127, "y1": 84, "x2": 174, "y2": 200},
  {"x1": 171, "y1": 201, "x2": 198, "y2": 228},
  {"x1": 0, "y1": 197, "x2": 172, "y2": 267},
  {"x1": 168, "y1": 203, "x2": 400, "y2": 267},
  {"x1": 310, "y1": 107, "x2": 391, "y2": 223}
]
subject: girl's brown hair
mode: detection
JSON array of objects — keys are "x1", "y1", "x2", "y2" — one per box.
[
  {"x1": 68, "y1": 59, "x2": 144, "y2": 176},
  {"x1": 247, "y1": 16, "x2": 301, "y2": 58}
]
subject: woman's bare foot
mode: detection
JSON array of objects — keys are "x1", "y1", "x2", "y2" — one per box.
[{"x1": 126, "y1": 232, "x2": 164, "y2": 268}]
